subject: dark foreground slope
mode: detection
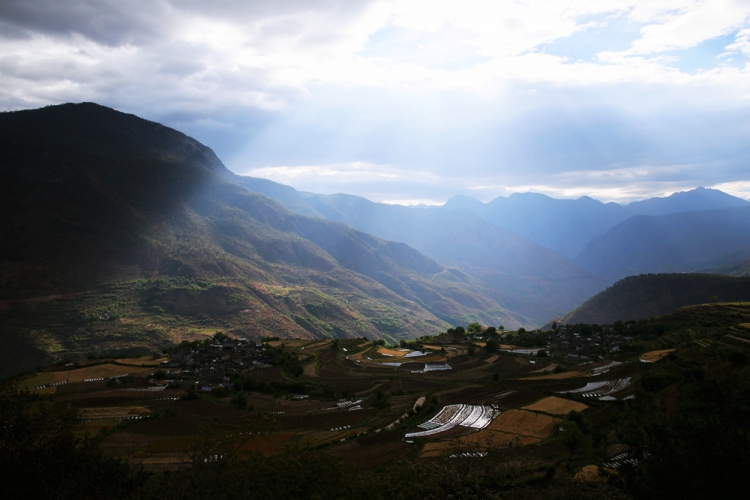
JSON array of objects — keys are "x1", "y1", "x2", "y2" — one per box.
[
  {"x1": 0, "y1": 103, "x2": 527, "y2": 374},
  {"x1": 236, "y1": 177, "x2": 606, "y2": 324},
  {"x1": 558, "y1": 273, "x2": 750, "y2": 325}
]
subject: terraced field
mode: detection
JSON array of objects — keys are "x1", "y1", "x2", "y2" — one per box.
[{"x1": 14, "y1": 336, "x2": 679, "y2": 472}]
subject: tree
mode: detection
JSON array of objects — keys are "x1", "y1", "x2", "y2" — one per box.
[
  {"x1": 620, "y1": 373, "x2": 750, "y2": 500},
  {"x1": 485, "y1": 339, "x2": 499, "y2": 353},
  {"x1": 0, "y1": 384, "x2": 144, "y2": 499},
  {"x1": 231, "y1": 390, "x2": 248, "y2": 410}
]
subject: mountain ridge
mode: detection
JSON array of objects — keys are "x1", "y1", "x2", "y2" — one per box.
[
  {"x1": 556, "y1": 273, "x2": 750, "y2": 325},
  {"x1": 233, "y1": 176, "x2": 607, "y2": 325},
  {"x1": 574, "y1": 205, "x2": 750, "y2": 283},
  {"x1": 442, "y1": 188, "x2": 748, "y2": 259}
]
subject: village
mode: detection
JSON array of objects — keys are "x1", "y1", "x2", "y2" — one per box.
[{"x1": 158, "y1": 324, "x2": 637, "y2": 393}]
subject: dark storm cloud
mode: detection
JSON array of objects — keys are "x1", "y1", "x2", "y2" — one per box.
[
  {"x1": 0, "y1": 0, "x2": 374, "y2": 45},
  {"x1": 0, "y1": 0, "x2": 167, "y2": 45}
]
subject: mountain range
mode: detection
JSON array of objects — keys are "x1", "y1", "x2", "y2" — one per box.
[
  {"x1": 233, "y1": 177, "x2": 606, "y2": 325},
  {"x1": 443, "y1": 188, "x2": 748, "y2": 260},
  {"x1": 3, "y1": 102, "x2": 750, "y2": 373}
]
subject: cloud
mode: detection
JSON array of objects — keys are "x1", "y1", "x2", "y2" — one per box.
[
  {"x1": 710, "y1": 180, "x2": 750, "y2": 200},
  {"x1": 1, "y1": 0, "x2": 749, "y2": 206}
]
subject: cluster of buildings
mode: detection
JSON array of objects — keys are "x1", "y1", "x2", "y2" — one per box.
[
  {"x1": 162, "y1": 337, "x2": 270, "y2": 391},
  {"x1": 547, "y1": 326, "x2": 633, "y2": 360}
]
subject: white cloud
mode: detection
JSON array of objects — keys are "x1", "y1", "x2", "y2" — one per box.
[
  {"x1": 710, "y1": 180, "x2": 750, "y2": 200},
  {"x1": 1, "y1": 1, "x2": 750, "y2": 205}
]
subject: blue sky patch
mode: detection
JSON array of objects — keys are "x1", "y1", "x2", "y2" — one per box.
[
  {"x1": 665, "y1": 32, "x2": 745, "y2": 73},
  {"x1": 540, "y1": 13, "x2": 643, "y2": 62}
]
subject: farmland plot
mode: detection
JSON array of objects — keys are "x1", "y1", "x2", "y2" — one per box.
[
  {"x1": 420, "y1": 410, "x2": 559, "y2": 458},
  {"x1": 522, "y1": 396, "x2": 588, "y2": 415},
  {"x1": 405, "y1": 404, "x2": 499, "y2": 438},
  {"x1": 519, "y1": 371, "x2": 585, "y2": 380},
  {"x1": 640, "y1": 349, "x2": 675, "y2": 362},
  {"x1": 557, "y1": 378, "x2": 631, "y2": 398}
]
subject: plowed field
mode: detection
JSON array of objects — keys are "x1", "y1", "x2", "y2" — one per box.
[
  {"x1": 521, "y1": 396, "x2": 588, "y2": 415},
  {"x1": 640, "y1": 349, "x2": 675, "y2": 362}
]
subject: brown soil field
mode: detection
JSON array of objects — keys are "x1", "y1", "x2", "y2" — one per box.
[
  {"x1": 100, "y1": 431, "x2": 163, "y2": 459},
  {"x1": 347, "y1": 349, "x2": 369, "y2": 361},
  {"x1": 300, "y1": 427, "x2": 364, "y2": 447},
  {"x1": 486, "y1": 409, "x2": 560, "y2": 439},
  {"x1": 377, "y1": 347, "x2": 409, "y2": 357},
  {"x1": 129, "y1": 417, "x2": 203, "y2": 437},
  {"x1": 80, "y1": 406, "x2": 151, "y2": 419},
  {"x1": 485, "y1": 355, "x2": 499, "y2": 363},
  {"x1": 640, "y1": 349, "x2": 676, "y2": 362},
  {"x1": 574, "y1": 465, "x2": 607, "y2": 482},
  {"x1": 522, "y1": 396, "x2": 588, "y2": 415},
  {"x1": 441, "y1": 385, "x2": 515, "y2": 406},
  {"x1": 419, "y1": 431, "x2": 540, "y2": 458},
  {"x1": 164, "y1": 399, "x2": 249, "y2": 420},
  {"x1": 16, "y1": 372, "x2": 54, "y2": 391},
  {"x1": 268, "y1": 339, "x2": 309, "y2": 349},
  {"x1": 81, "y1": 419, "x2": 121, "y2": 434},
  {"x1": 407, "y1": 354, "x2": 447, "y2": 363},
  {"x1": 54, "y1": 388, "x2": 176, "y2": 407},
  {"x1": 531, "y1": 363, "x2": 558, "y2": 373},
  {"x1": 329, "y1": 439, "x2": 411, "y2": 468},
  {"x1": 143, "y1": 433, "x2": 290, "y2": 458},
  {"x1": 117, "y1": 356, "x2": 169, "y2": 366},
  {"x1": 135, "y1": 453, "x2": 191, "y2": 471},
  {"x1": 54, "y1": 363, "x2": 153, "y2": 383},
  {"x1": 458, "y1": 430, "x2": 541, "y2": 448},
  {"x1": 519, "y1": 371, "x2": 584, "y2": 380},
  {"x1": 497, "y1": 390, "x2": 545, "y2": 408},
  {"x1": 445, "y1": 345, "x2": 468, "y2": 356},
  {"x1": 302, "y1": 360, "x2": 318, "y2": 377},
  {"x1": 515, "y1": 357, "x2": 529, "y2": 365},
  {"x1": 420, "y1": 441, "x2": 460, "y2": 458},
  {"x1": 50, "y1": 371, "x2": 70, "y2": 384},
  {"x1": 303, "y1": 340, "x2": 334, "y2": 352},
  {"x1": 237, "y1": 433, "x2": 297, "y2": 455},
  {"x1": 499, "y1": 344, "x2": 519, "y2": 350},
  {"x1": 143, "y1": 436, "x2": 196, "y2": 453},
  {"x1": 279, "y1": 409, "x2": 376, "y2": 431}
]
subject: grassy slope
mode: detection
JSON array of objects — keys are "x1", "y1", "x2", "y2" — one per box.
[{"x1": 235, "y1": 177, "x2": 606, "y2": 325}]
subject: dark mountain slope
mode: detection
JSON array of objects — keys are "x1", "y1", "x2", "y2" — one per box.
[
  {"x1": 558, "y1": 273, "x2": 750, "y2": 325},
  {"x1": 443, "y1": 188, "x2": 748, "y2": 259},
  {"x1": 0, "y1": 103, "x2": 528, "y2": 374},
  {"x1": 574, "y1": 206, "x2": 750, "y2": 283},
  {"x1": 235, "y1": 177, "x2": 606, "y2": 324},
  {"x1": 698, "y1": 245, "x2": 750, "y2": 277}
]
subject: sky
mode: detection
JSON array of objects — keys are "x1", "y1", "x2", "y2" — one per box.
[{"x1": 1, "y1": 0, "x2": 750, "y2": 205}]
